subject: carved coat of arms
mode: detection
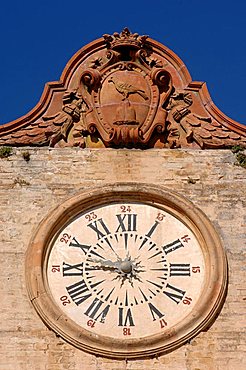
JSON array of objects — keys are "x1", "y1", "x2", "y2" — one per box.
[{"x1": 78, "y1": 30, "x2": 172, "y2": 147}]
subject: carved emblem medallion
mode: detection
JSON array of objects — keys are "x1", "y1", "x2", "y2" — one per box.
[{"x1": 79, "y1": 30, "x2": 172, "y2": 147}]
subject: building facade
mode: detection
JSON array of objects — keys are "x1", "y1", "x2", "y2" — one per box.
[{"x1": 0, "y1": 29, "x2": 245, "y2": 369}]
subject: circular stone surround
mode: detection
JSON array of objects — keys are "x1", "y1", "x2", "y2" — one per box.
[{"x1": 25, "y1": 183, "x2": 227, "y2": 358}]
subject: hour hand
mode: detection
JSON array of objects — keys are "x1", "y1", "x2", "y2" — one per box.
[{"x1": 87, "y1": 257, "x2": 120, "y2": 269}]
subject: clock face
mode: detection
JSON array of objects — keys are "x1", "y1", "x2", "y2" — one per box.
[
  {"x1": 26, "y1": 184, "x2": 227, "y2": 358},
  {"x1": 47, "y1": 202, "x2": 205, "y2": 339}
]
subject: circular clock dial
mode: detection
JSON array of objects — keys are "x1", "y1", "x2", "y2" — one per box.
[
  {"x1": 26, "y1": 184, "x2": 227, "y2": 358},
  {"x1": 47, "y1": 202, "x2": 205, "y2": 339}
]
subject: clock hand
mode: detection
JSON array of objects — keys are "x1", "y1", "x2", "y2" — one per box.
[
  {"x1": 87, "y1": 254, "x2": 146, "y2": 289},
  {"x1": 88, "y1": 256, "x2": 134, "y2": 274},
  {"x1": 87, "y1": 257, "x2": 121, "y2": 269}
]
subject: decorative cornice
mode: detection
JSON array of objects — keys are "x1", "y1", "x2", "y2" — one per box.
[{"x1": 0, "y1": 28, "x2": 245, "y2": 149}]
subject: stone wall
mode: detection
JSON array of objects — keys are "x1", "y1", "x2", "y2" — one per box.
[{"x1": 0, "y1": 148, "x2": 245, "y2": 370}]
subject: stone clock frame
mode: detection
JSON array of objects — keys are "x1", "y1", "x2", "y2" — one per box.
[{"x1": 25, "y1": 183, "x2": 227, "y2": 359}]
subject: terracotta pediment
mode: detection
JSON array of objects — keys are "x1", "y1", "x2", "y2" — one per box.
[{"x1": 0, "y1": 28, "x2": 245, "y2": 149}]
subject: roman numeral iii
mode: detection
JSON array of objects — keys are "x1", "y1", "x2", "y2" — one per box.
[{"x1": 169, "y1": 263, "x2": 191, "y2": 276}]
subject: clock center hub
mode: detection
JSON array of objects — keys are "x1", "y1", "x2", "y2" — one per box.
[{"x1": 120, "y1": 260, "x2": 132, "y2": 274}]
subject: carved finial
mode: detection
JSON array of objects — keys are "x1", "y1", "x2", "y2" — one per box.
[{"x1": 103, "y1": 28, "x2": 148, "y2": 50}]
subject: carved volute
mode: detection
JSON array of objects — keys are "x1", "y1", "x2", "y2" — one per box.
[{"x1": 0, "y1": 28, "x2": 245, "y2": 149}]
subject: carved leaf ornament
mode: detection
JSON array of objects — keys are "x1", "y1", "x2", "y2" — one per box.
[{"x1": 0, "y1": 28, "x2": 245, "y2": 149}]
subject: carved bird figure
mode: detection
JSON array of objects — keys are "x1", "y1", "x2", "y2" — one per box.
[{"x1": 108, "y1": 76, "x2": 149, "y2": 100}]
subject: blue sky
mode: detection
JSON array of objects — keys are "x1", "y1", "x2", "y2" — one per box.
[{"x1": 1, "y1": 0, "x2": 246, "y2": 125}]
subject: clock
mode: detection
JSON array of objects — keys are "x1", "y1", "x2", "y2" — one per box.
[{"x1": 26, "y1": 183, "x2": 227, "y2": 358}]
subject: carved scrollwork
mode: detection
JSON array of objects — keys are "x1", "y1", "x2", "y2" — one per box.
[
  {"x1": 151, "y1": 68, "x2": 171, "y2": 91},
  {"x1": 81, "y1": 69, "x2": 101, "y2": 90},
  {"x1": 106, "y1": 50, "x2": 120, "y2": 63},
  {"x1": 136, "y1": 48, "x2": 148, "y2": 60}
]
